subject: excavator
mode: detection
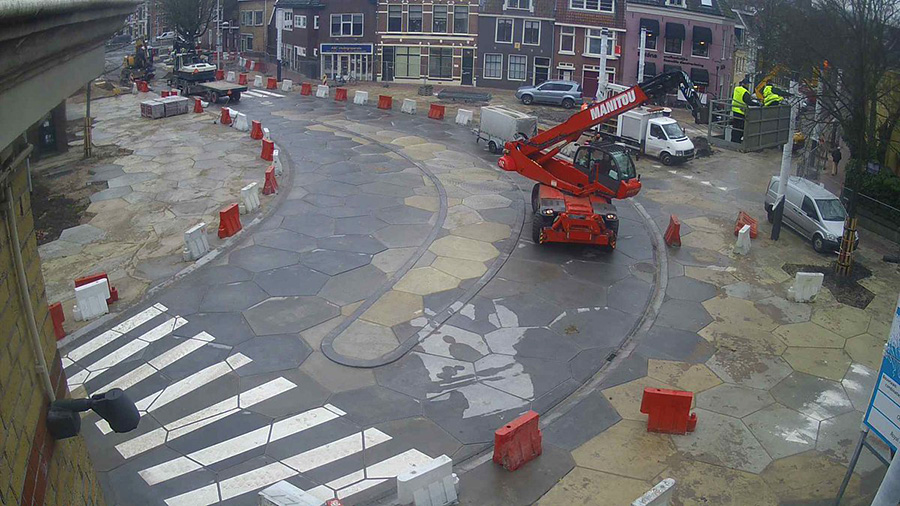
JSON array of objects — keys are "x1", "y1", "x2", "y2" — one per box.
[{"x1": 498, "y1": 70, "x2": 702, "y2": 248}]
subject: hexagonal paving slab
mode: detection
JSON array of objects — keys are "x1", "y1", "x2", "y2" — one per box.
[
  {"x1": 781, "y1": 347, "x2": 852, "y2": 381},
  {"x1": 672, "y1": 408, "x2": 772, "y2": 473},
  {"x1": 394, "y1": 267, "x2": 461, "y2": 296},
  {"x1": 770, "y1": 372, "x2": 855, "y2": 421},
  {"x1": 811, "y1": 304, "x2": 871, "y2": 338},
  {"x1": 243, "y1": 296, "x2": 340, "y2": 336},
  {"x1": 254, "y1": 264, "x2": 329, "y2": 297},
  {"x1": 229, "y1": 245, "x2": 301, "y2": 273},
  {"x1": 300, "y1": 249, "x2": 372, "y2": 276},
  {"x1": 647, "y1": 360, "x2": 722, "y2": 392},
  {"x1": 773, "y1": 322, "x2": 846, "y2": 348},
  {"x1": 706, "y1": 350, "x2": 793, "y2": 390},
  {"x1": 429, "y1": 236, "x2": 500, "y2": 263},
  {"x1": 318, "y1": 265, "x2": 388, "y2": 306},
  {"x1": 199, "y1": 281, "x2": 269, "y2": 312},
  {"x1": 743, "y1": 404, "x2": 820, "y2": 459}
]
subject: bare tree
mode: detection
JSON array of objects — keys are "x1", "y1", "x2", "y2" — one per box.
[{"x1": 158, "y1": 0, "x2": 217, "y2": 46}]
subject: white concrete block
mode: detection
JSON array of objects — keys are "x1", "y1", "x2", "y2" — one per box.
[
  {"x1": 259, "y1": 481, "x2": 323, "y2": 506},
  {"x1": 254, "y1": 75, "x2": 264, "y2": 87},
  {"x1": 131, "y1": 82, "x2": 138, "y2": 94},
  {"x1": 73, "y1": 279, "x2": 110, "y2": 321},
  {"x1": 240, "y1": 182, "x2": 261, "y2": 214},
  {"x1": 412, "y1": 474, "x2": 458, "y2": 506},
  {"x1": 249, "y1": 60, "x2": 255, "y2": 70},
  {"x1": 316, "y1": 85, "x2": 329, "y2": 98},
  {"x1": 281, "y1": 79, "x2": 293, "y2": 92},
  {"x1": 455, "y1": 109, "x2": 473, "y2": 126},
  {"x1": 353, "y1": 90, "x2": 369, "y2": 105},
  {"x1": 401, "y1": 99, "x2": 417, "y2": 115},
  {"x1": 233, "y1": 112, "x2": 250, "y2": 132},
  {"x1": 273, "y1": 149, "x2": 283, "y2": 176},
  {"x1": 398, "y1": 455, "x2": 455, "y2": 505},
  {"x1": 263, "y1": 127, "x2": 271, "y2": 141},
  {"x1": 226, "y1": 71, "x2": 236, "y2": 82},
  {"x1": 238, "y1": 57, "x2": 244, "y2": 67},
  {"x1": 183, "y1": 222, "x2": 210, "y2": 262},
  {"x1": 788, "y1": 272, "x2": 825, "y2": 303},
  {"x1": 632, "y1": 479, "x2": 675, "y2": 506},
  {"x1": 733, "y1": 224, "x2": 751, "y2": 255}
]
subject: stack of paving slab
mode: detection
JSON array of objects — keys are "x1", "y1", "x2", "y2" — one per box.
[{"x1": 140, "y1": 95, "x2": 191, "y2": 120}]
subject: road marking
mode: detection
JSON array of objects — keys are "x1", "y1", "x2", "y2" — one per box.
[
  {"x1": 306, "y1": 449, "x2": 433, "y2": 501},
  {"x1": 164, "y1": 428, "x2": 394, "y2": 506},
  {"x1": 253, "y1": 89, "x2": 284, "y2": 98},
  {"x1": 113, "y1": 303, "x2": 169, "y2": 333},
  {"x1": 66, "y1": 303, "x2": 169, "y2": 363},
  {"x1": 243, "y1": 91, "x2": 265, "y2": 98},
  {"x1": 139, "y1": 406, "x2": 344, "y2": 486},
  {"x1": 115, "y1": 377, "x2": 296, "y2": 459}
]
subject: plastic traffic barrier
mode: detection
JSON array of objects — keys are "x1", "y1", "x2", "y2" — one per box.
[
  {"x1": 378, "y1": 95, "x2": 393, "y2": 110},
  {"x1": 734, "y1": 210, "x2": 758, "y2": 239},
  {"x1": 334, "y1": 87, "x2": 348, "y2": 101},
  {"x1": 664, "y1": 215, "x2": 681, "y2": 247},
  {"x1": 493, "y1": 410, "x2": 542, "y2": 471},
  {"x1": 640, "y1": 388, "x2": 697, "y2": 435},
  {"x1": 428, "y1": 104, "x2": 445, "y2": 120},
  {"x1": 261, "y1": 139, "x2": 275, "y2": 161},
  {"x1": 263, "y1": 166, "x2": 279, "y2": 195},
  {"x1": 218, "y1": 204, "x2": 242, "y2": 238}
]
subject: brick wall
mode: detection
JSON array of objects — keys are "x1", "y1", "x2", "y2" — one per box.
[{"x1": 0, "y1": 159, "x2": 105, "y2": 506}]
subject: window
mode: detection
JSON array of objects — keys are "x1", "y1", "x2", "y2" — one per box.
[
  {"x1": 453, "y1": 6, "x2": 469, "y2": 34},
  {"x1": 242, "y1": 34, "x2": 253, "y2": 50},
  {"x1": 282, "y1": 10, "x2": 292, "y2": 30},
  {"x1": 508, "y1": 54, "x2": 527, "y2": 80},
  {"x1": 433, "y1": 6, "x2": 448, "y2": 33},
  {"x1": 667, "y1": 0, "x2": 684, "y2": 6},
  {"x1": 408, "y1": 5, "x2": 423, "y2": 32},
  {"x1": 298, "y1": 46, "x2": 307, "y2": 57},
  {"x1": 585, "y1": 29, "x2": 616, "y2": 57},
  {"x1": 560, "y1": 26, "x2": 575, "y2": 53},
  {"x1": 428, "y1": 48, "x2": 453, "y2": 78},
  {"x1": 295, "y1": 15, "x2": 306, "y2": 29},
  {"x1": 388, "y1": 5, "x2": 402, "y2": 32},
  {"x1": 331, "y1": 14, "x2": 363, "y2": 37},
  {"x1": 496, "y1": 18, "x2": 513, "y2": 43},
  {"x1": 645, "y1": 32, "x2": 657, "y2": 50},
  {"x1": 396, "y1": 47, "x2": 421, "y2": 77},
  {"x1": 534, "y1": 56, "x2": 550, "y2": 85},
  {"x1": 692, "y1": 38, "x2": 709, "y2": 57},
  {"x1": 523, "y1": 20, "x2": 540, "y2": 45},
  {"x1": 649, "y1": 124, "x2": 665, "y2": 139},
  {"x1": 507, "y1": 0, "x2": 531, "y2": 8},
  {"x1": 484, "y1": 53, "x2": 503, "y2": 79},
  {"x1": 569, "y1": 0, "x2": 614, "y2": 13},
  {"x1": 664, "y1": 36, "x2": 682, "y2": 54},
  {"x1": 314, "y1": 16, "x2": 319, "y2": 29},
  {"x1": 254, "y1": 10, "x2": 263, "y2": 25},
  {"x1": 241, "y1": 11, "x2": 250, "y2": 26},
  {"x1": 816, "y1": 199, "x2": 847, "y2": 221},
  {"x1": 801, "y1": 197, "x2": 818, "y2": 219},
  {"x1": 692, "y1": 26, "x2": 712, "y2": 57}
]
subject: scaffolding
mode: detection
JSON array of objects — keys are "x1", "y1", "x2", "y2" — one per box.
[{"x1": 707, "y1": 100, "x2": 793, "y2": 152}]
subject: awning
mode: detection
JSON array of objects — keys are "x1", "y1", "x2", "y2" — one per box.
[
  {"x1": 640, "y1": 62, "x2": 657, "y2": 79},
  {"x1": 639, "y1": 18, "x2": 659, "y2": 37},
  {"x1": 665, "y1": 22, "x2": 685, "y2": 39},
  {"x1": 690, "y1": 67, "x2": 710, "y2": 85},
  {"x1": 692, "y1": 26, "x2": 712, "y2": 43}
]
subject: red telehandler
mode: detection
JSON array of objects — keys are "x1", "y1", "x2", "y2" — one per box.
[{"x1": 498, "y1": 71, "x2": 703, "y2": 248}]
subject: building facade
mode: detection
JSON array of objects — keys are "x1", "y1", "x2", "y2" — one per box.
[
  {"x1": 376, "y1": 0, "x2": 480, "y2": 85},
  {"x1": 622, "y1": 0, "x2": 735, "y2": 99},
  {"x1": 477, "y1": 0, "x2": 556, "y2": 89},
  {"x1": 554, "y1": 0, "x2": 627, "y2": 99},
  {"x1": 274, "y1": 0, "x2": 378, "y2": 81},
  {"x1": 238, "y1": 0, "x2": 275, "y2": 56}
]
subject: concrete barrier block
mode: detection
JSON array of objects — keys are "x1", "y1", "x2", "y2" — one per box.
[
  {"x1": 226, "y1": 71, "x2": 236, "y2": 82},
  {"x1": 353, "y1": 90, "x2": 369, "y2": 105},
  {"x1": 455, "y1": 109, "x2": 473, "y2": 126},
  {"x1": 240, "y1": 183, "x2": 261, "y2": 214},
  {"x1": 254, "y1": 75, "x2": 264, "y2": 87},
  {"x1": 259, "y1": 481, "x2": 324, "y2": 506},
  {"x1": 183, "y1": 222, "x2": 210, "y2": 261},
  {"x1": 233, "y1": 112, "x2": 250, "y2": 132},
  {"x1": 412, "y1": 474, "x2": 459, "y2": 506},
  {"x1": 281, "y1": 79, "x2": 293, "y2": 92},
  {"x1": 398, "y1": 455, "x2": 454, "y2": 505},
  {"x1": 632, "y1": 478, "x2": 675, "y2": 506},
  {"x1": 733, "y1": 224, "x2": 751, "y2": 255},
  {"x1": 401, "y1": 99, "x2": 417, "y2": 115},
  {"x1": 316, "y1": 85, "x2": 329, "y2": 98},
  {"x1": 273, "y1": 149, "x2": 283, "y2": 176},
  {"x1": 788, "y1": 272, "x2": 825, "y2": 302},
  {"x1": 263, "y1": 127, "x2": 271, "y2": 141},
  {"x1": 73, "y1": 278, "x2": 110, "y2": 321}
]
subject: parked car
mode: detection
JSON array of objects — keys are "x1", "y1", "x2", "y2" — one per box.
[
  {"x1": 764, "y1": 176, "x2": 859, "y2": 253},
  {"x1": 157, "y1": 31, "x2": 175, "y2": 41},
  {"x1": 516, "y1": 80, "x2": 582, "y2": 109}
]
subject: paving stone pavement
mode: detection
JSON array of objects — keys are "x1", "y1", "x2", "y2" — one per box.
[{"x1": 61, "y1": 87, "x2": 660, "y2": 505}]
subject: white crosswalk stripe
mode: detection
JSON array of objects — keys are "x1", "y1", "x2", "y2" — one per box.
[{"x1": 243, "y1": 89, "x2": 284, "y2": 99}]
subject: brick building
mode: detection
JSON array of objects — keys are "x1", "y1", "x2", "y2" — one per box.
[
  {"x1": 274, "y1": 0, "x2": 378, "y2": 81},
  {"x1": 239, "y1": 0, "x2": 275, "y2": 56},
  {"x1": 376, "y1": 0, "x2": 480, "y2": 86},
  {"x1": 554, "y1": 0, "x2": 626, "y2": 98},
  {"x1": 477, "y1": 0, "x2": 556, "y2": 89},
  {"x1": 0, "y1": 2, "x2": 137, "y2": 505}
]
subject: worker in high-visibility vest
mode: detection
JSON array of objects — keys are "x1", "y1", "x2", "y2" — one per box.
[
  {"x1": 731, "y1": 77, "x2": 760, "y2": 143},
  {"x1": 762, "y1": 85, "x2": 784, "y2": 106}
]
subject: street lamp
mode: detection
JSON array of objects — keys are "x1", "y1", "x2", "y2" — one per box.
[{"x1": 46, "y1": 388, "x2": 140, "y2": 440}]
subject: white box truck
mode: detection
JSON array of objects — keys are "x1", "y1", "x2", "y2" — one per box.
[
  {"x1": 474, "y1": 106, "x2": 538, "y2": 154},
  {"x1": 614, "y1": 107, "x2": 695, "y2": 165}
]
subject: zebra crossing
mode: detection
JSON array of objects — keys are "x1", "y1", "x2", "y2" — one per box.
[
  {"x1": 242, "y1": 88, "x2": 284, "y2": 100},
  {"x1": 63, "y1": 305, "x2": 435, "y2": 505}
]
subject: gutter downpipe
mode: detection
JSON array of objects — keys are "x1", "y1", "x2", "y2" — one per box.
[{"x1": 3, "y1": 158, "x2": 55, "y2": 402}]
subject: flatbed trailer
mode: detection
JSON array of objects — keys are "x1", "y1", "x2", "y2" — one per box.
[{"x1": 168, "y1": 77, "x2": 247, "y2": 104}]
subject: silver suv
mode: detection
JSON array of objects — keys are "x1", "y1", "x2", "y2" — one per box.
[
  {"x1": 764, "y1": 176, "x2": 859, "y2": 253},
  {"x1": 516, "y1": 80, "x2": 582, "y2": 109}
]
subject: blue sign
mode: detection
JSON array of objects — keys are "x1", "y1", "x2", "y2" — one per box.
[
  {"x1": 320, "y1": 43, "x2": 373, "y2": 54},
  {"x1": 864, "y1": 294, "x2": 900, "y2": 450}
]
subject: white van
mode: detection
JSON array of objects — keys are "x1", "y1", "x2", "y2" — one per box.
[{"x1": 764, "y1": 176, "x2": 859, "y2": 252}]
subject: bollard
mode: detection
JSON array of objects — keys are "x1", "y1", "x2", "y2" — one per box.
[
  {"x1": 353, "y1": 90, "x2": 369, "y2": 105},
  {"x1": 263, "y1": 166, "x2": 279, "y2": 195},
  {"x1": 787, "y1": 272, "x2": 824, "y2": 302},
  {"x1": 334, "y1": 87, "x2": 348, "y2": 101},
  {"x1": 455, "y1": 109, "x2": 473, "y2": 126},
  {"x1": 401, "y1": 98, "x2": 417, "y2": 114},
  {"x1": 218, "y1": 204, "x2": 242, "y2": 238},
  {"x1": 316, "y1": 85, "x2": 329, "y2": 98},
  {"x1": 250, "y1": 120, "x2": 263, "y2": 140},
  {"x1": 261, "y1": 139, "x2": 275, "y2": 161},
  {"x1": 664, "y1": 215, "x2": 681, "y2": 247},
  {"x1": 238, "y1": 73, "x2": 248, "y2": 85},
  {"x1": 226, "y1": 70, "x2": 236, "y2": 82},
  {"x1": 300, "y1": 82, "x2": 312, "y2": 95},
  {"x1": 183, "y1": 222, "x2": 210, "y2": 261},
  {"x1": 240, "y1": 182, "x2": 261, "y2": 214},
  {"x1": 378, "y1": 95, "x2": 393, "y2": 110},
  {"x1": 281, "y1": 79, "x2": 293, "y2": 92},
  {"x1": 428, "y1": 103, "x2": 445, "y2": 120},
  {"x1": 253, "y1": 75, "x2": 264, "y2": 87},
  {"x1": 734, "y1": 224, "x2": 751, "y2": 255}
]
